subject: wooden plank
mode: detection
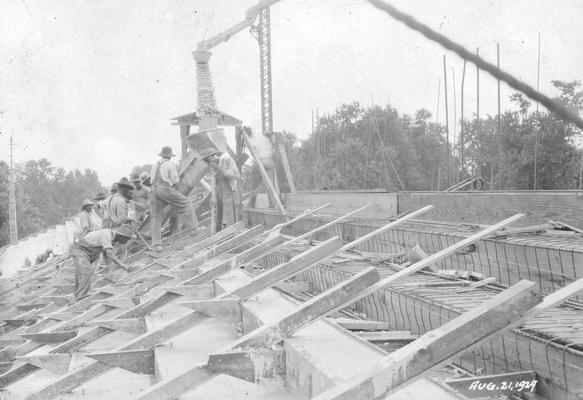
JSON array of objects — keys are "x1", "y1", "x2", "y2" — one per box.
[
  {"x1": 226, "y1": 236, "x2": 343, "y2": 301},
  {"x1": 160, "y1": 284, "x2": 215, "y2": 299},
  {"x1": 355, "y1": 331, "x2": 417, "y2": 343},
  {"x1": 181, "y1": 234, "x2": 286, "y2": 286},
  {"x1": 95, "y1": 297, "x2": 140, "y2": 309},
  {"x1": 320, "y1": 214, "x2": 525, "y2": 317},
  {"x1": 158, "y1": 269, "x2": 201, "y2": 281},
  {"x1": 15, "y1": 354, "x2": 71, "y2": 375},
  {"x1": 45, "y1": 312, "x2": 81, "y2": 322},
  {"x1": 130, "y1": 365, "x2": 216, "y2": 400},
  {"x1": 207, "y1": 349, "x2": 284, "y2": 382},
  {"x1": 310, "y1": 280, "x2": 541, "y2": 400},
  {"x1": 22, "y1": 312, "x2": 207, "y2": 400},
  {"x1": 217, "y1": 267, "x2": 380, "y2": 349},
  {"x1": 20, "y1": 331, "x2": 77, "y2": 345},
  {"x1": 3, "y1": 319, "x2": 37, "y2": 328},
  {"x1": 340, "y1": 205, "x2": 435, "y2": 252},
  {"x1": 179, "y1": 299, "x2": 241, "y2": 326},
  {"x1": 85, "y1": 349, "x2": 155, "y2": 375},
  {"x1": 266, "y1": 203, "x2": 330, "y2": 234},
  {"x1": 331, "y1": 318, "x2": 393, "y2": 331},
  {"x1": 85, "y1": 318, "x2": 147, "y2": 335},
  {"x1": 275, "y1": 132, "x2": 296, "y2": 193},
  {"x1": 183, "y1": 225, "x2": 266, "y2": 268},
  {"x1": 176, "y1": 221, "x2": 244, "y2": 258},
  {"x1": 241, "y1": 133, "x2": 286, "y2": 214}
]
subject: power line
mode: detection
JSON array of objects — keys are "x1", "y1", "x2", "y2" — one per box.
[{"x1": 366, "y1": 0, "x2": 583, "y2": 131}]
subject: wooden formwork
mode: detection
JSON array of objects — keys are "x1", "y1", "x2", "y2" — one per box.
[
  {"x1": 0, "y1": 206, "x2": 575, "y2": 400},
  {"x1": 247, "y1": 208, "x2": 583, "y2": 400}
]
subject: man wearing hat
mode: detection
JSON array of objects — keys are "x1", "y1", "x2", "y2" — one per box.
[
  {"x1": 77, "y1": 199, "x2": 102, "y2": 238},
  {"x1": 106, "y1": 177, "x2": 134, "y2": 228},
  {"x1": 131, "y1": 173, "x2": 150, "y2": 221},
  {"x1": 93, "y1": 192, "x2": 107, "y2": 221},
  {"x1": 150, "y1": 146, "x2": 197, "y2": 248},
  {"x1": 69, "y1": 224, "x2": 134, "y2": 301}
]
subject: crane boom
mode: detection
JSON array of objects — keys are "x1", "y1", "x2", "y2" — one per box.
[{"x1": 196, "y1": 0, "x2": 283, "y2": 51}]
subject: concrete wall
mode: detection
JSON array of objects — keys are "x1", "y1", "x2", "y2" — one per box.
[{"x1": 282, "y1": 190, "x2": 583, "y2": 227}]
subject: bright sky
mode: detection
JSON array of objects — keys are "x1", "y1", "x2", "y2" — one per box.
[{"x1": 1, "y1": 0, "x2": 582, "y2": 185}]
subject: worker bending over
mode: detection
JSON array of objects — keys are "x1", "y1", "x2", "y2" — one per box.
[
  {"x1": 70, "y1": 224, "x2": 133, "y2": 301},
  {"x1": 131, "y1": 172, "x2": 150, "y2": 221},
  {"x1": 150, "y1": 146, "x2": 197, "y2": 249}
]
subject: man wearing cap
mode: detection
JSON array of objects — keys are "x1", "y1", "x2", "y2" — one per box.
[
  {"x1": 150, "y1": 146, "x2": 197, "y2": 247},
  {"x1": 77, "y1": 199, "x2": 102, "y2": 238},
  {"x1": 131, "y1": 173, "x2": 150, "y2": 221},
  {"x1": 106, "y1": 177, "x2": 134, "y2": 228},
  {"x1": 69, "y1": 224, "x2": 134, "y2": 301}
]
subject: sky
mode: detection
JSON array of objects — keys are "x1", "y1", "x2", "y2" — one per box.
[{"x1": 1, "y1": 0, "x2": 582, "y2": 186}]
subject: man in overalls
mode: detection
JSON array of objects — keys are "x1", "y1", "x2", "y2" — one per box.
[
  {"x1": 69, "y1": 224, "x2": 134, "y2": 301},
  {"x1": 150, "y1": 146, "x2": 197, "y2": 250}
]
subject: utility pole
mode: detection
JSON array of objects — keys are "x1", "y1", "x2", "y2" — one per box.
[
  {"x1": 497, "y1": 43, "x2": 502, "y2": 190},
  {"x1": 534, "y1": 32, "x2": 541, "y2": 190},
  {"x1": 460, "y1": 60, "x2": 467, "y2": 182},
  {"x1": 443, "y1": 55, "x2": 450, "y2": 188},
  {"x1": 9, "y1": 136, "x2": 18, "y2": 243}
]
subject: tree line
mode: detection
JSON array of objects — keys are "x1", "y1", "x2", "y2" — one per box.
[
  {"x1": 0, "y1": 160, "x2": 103, "y2": 247},
  {"x1": 280, "y1": 80, "x2": 583, "y2": 192}
]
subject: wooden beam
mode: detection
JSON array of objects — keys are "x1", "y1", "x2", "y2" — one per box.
[
  {"x1": 275, "y1": 132, "x2": 296, "y2": 192},
  {"x1": 35, "y1": 295, "x2": 72, "y2": 306},
  {"x1": 309, "y1": 280, "x2": 541, "y2": 400},
  {"x1": 207, "y1": 348, "x2": 284, "y2": 382},
  {"x1": 15, "y1": 354, "x2": 71, "y2": 375},
  {"x1": 160, "y1": 284, "x2": 215, "y2": 299},
  {"x1": 3, "y1": 319, "x2": 37, "y2": 328},
  {"x1": 222, "y1": 267, "x2": 380, "y2": 350},
  {"x1": 331, "y1": 318, "x2": 393, "y2": 331},
  {"x1": 319, "y1": 214, "x2": 525, "y2": 318},
  {"x1": 181, "y1": 234, "x2": 286, "y2": 286},
  {"x1": 179, "y1": 299, "x2": 241, "y2": 326},
  {"x1": 224, "y1": 236, "x2": 343, "y2": 301},
  {"x1": 158, "y1": 269, "x2": 201, "y2": 281},
  {"x1": 355, "y1": 331, "x2": 417, "y2": 343},
  {"x1": 266, "y1": 203, "x2": 330, "y2": 234},
  {"x1": 85, "y1": 318, "x2": 147, "y2": 335},
  {"x1": 176, "y1": 221, "x2": 244, "y2": 257},
  {"x1": 22, "y1": 312, "x2": 207, "y2": 400},
  {"x1": 129, "y1": 365, "x2": 216, "y2": 400},
  {"x1": 184, "y1": 225, "x2": 266, "y2": 268},
  {"x1": 86, "y1": 349, "x2": 155, "y2": 375},
  {"x1": 20, "y1": 331, "x2": 77, "y2": 345},
  {"x1": 241, "y1": 133, "x2": 286, "y2": 214},
  {"x1": 95, "y1": 297, "x2": 140, "y2": 309},
  {"x1": 45, "y1": 312, "x2": 80, "y2": 322}
]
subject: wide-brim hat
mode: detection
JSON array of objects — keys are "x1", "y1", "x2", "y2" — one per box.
[
  {"x1": 93, "y1": 192, "x2": 106, "y2": 201},
  {"x1": 113, "y1": 223, "x2": 135, "y2": 238},
  {"x1": 130, "y1": 173, "x2": 141, "y2": 182},
  {"x1": 139, "y1": 171, "x2": 151, "y2": 184},
  {"x1": 158, "y1": 146, "x2": 176, "y2": 158},
  {"x1": 81, "y1": 199, "x2": 94, "y2": 210},
  {"x1": 115, "y1": 177, "x2": 135, "y2": 189}
]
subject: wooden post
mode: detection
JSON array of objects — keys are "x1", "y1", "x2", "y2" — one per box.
[
  {"x1": 241, "y1": 133, "x2": 286, "y2": 214},
  {"x1": 275, "y1": 132, "x2": 296, "y2": 193}
]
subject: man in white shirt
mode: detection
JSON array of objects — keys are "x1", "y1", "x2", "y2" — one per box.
[
  {"x1": 150, "y1": 146, "x2": 197, "y2": 248},
  {"x1": 69, "y1": 224, "x2": 133, "y2": 301},
  {"x1": 207, "y1": 153, "x2": 241, "y2": 228}
]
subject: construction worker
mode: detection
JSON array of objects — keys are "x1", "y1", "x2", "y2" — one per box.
[
  {"x1": 93, "y1": 192, "x2": 107, "y2": 221},
  {"x1": 77, "y1": 199, "x2": 102, "y2": 236},
  {"x1": 150, "y1": 146, "x2": 197, "y2": 248},
  {"x1": 35, "y1": 248, "x2": 54, "y2": 265},
  {"x1": 207, "y1": 152, "x2": 241, "y2": 229},
  {"x1": 70, "y1": 224, "x2": 134, "y2": 301},
  {"x1": 106, "y1": 177, "x2": 134, "y2": 228},
  {"x1": 131, "y1": 173, "x2": 150, "y2": 221}
]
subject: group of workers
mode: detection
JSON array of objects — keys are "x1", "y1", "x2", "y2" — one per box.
[{"x1": 63, "y1": 145, "x2": 239, "y2": 301}]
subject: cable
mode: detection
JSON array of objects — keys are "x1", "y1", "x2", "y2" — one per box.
[{"x1": 365, "y1": 0, "x2": 583, "y2": 131}]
